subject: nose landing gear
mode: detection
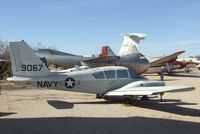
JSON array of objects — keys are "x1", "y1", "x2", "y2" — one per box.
[{"x1": 160, "y1": 92, "x2": 165, "y2": 102}]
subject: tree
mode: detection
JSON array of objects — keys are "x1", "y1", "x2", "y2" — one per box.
[{"x1": 0, "y1": 41, "x2": 10, "y2": 60}]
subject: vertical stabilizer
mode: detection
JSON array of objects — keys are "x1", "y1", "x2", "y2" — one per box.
[
  {"x1": 9, "y1": 41, "x2": 52, "y2": 77},
  {"x1": 118, "y1": 33, "x2": 146, "y2": 56}
]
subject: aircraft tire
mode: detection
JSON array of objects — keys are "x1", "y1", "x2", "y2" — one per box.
[
  {"x1": 123, "y1": 97, "x2": 132, "y2": 104},
  {"x1": 167, "y1": 72, "x2": 173, "y2": 76},
  {"x1": 141, "y1": 95, "x2": 149, "y2": 100},
  {"x1": 96, "y1": 94, "x2": 103, "y2": 99}
]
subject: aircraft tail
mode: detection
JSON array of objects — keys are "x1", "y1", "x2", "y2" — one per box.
[
  {"x1": 9, "y1": 41, "x2": 52, "y2": 77},
  {"x1": 101, "y1": 46, "x2": 116, "y2": 57},
  {"x1": 118, "y1": 33, "x2": 146, "y2": 56}
]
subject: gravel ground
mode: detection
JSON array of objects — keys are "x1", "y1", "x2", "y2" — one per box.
[{"x1": 0, "y1": 69, "x2": 200, "y2": 134}]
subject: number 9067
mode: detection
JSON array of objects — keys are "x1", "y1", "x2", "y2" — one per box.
[{"x1": 21, "y1": 64, "x2": 43, "y2": 71}]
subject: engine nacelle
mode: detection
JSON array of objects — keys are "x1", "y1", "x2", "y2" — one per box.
[{"x1": 120, "y1": 81, "x2": 165, "y2": 90}]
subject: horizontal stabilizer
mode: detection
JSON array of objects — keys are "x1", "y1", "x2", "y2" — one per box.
[{"x1": 118, "y1": 33, "x2": 146, "y2": 56}]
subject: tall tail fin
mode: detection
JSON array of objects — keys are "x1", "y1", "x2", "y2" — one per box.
[
  {"x1": 101, "y1": 46, "x2": 116, "y2": 57},
  {"x1": 9, "y1": 41, "x2": 51, "y2": 77},
  {"x1": 118, "y1": 33, "x2": 146, "y2": 56}
]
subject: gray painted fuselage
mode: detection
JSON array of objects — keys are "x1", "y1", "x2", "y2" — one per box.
[
  {"x1": 84, "y1": 54, "x2": 149, "y2": 75},
  {"x1": 36, "y1": 50, "x2": 149, "y2": 75},
  {"x1": 10, "y1": 66, "x2": 146, "y2": 95}
]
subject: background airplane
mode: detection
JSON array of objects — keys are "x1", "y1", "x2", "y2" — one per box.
[
  {"x1": 36, "y1": 33, "x2": 150, "y2": 75},
  {"x1": 7, "y1": 41, "x2": 194, "y2": 104},
  {"x1": 146, "y1": 51, "x2": 189, "y2": 74},
  {"x1": 36, "y1": 33, "x2": 192, "y2": 75},
  {"x1": 183, "y1": 58, "x2": 200, "y2": 72},
  {"x1": 35, "y1": 49, "x2": 93, "y2": 70}
]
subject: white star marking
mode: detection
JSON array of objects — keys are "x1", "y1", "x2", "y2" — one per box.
[{"x1": 66, "y1": 79, "x2": 74, "y2": 87}]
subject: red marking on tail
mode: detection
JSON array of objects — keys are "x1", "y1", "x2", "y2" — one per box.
[{"x1": 102, "y1": 46, "x2": 108, "y2": 57}]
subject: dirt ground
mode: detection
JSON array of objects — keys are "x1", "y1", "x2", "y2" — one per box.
[{"x1": 0, "y1": 69, "x2": 200, "y2": 134}]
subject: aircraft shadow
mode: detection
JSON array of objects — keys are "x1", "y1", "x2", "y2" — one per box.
[
  {"x1": 170, "y1": 73, "x2": 200, "y2": 78},
  {"x1": 46, "y1": 99, "x2": 200, "y2": 117},
  {"x1": 72, "y1": 99, "x2": 200, "y2": 117},
  {"x1": 161, "y1": 79, "x2": 180, "y2": 81},
  {"x1": 131, "y1": 100, "x2": 200, "y2": 117},
  {"x1": 144, "y1": 73, "x2": 200, "y2": 78},
  {"x1": 149, "y1": 78, "x2": 180, "y2": 81},
  {"x1": 47, "y1": 100, "x2": 74, "y2": 109},
  {"x1": 0, "y1": 112, "x2": 17, "y2": 117},
  {"x1": 0, "y1": 116, "x2": 200, "y2": 134}
]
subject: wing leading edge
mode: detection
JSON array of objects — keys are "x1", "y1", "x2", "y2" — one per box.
[
  {"x1": 150, "y1": 51, "x2": 185, "y2": 66},
  {"x1": 105, "y1": 86, "x2": 194, "y2": 97}
]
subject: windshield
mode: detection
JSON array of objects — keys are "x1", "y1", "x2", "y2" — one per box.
[{"x1": 116, "y1": 69, "x2": 129, "y2": 78}]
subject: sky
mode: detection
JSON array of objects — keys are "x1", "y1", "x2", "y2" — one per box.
[{"x1": 0, "y1": 0, "x2": 200, "y2": 57}]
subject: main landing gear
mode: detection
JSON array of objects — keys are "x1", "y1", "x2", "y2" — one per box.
[
  {"x1": 123, "y1": 96, "x2": 133, "y2": 104},
  {"x1": 123, "y1": 94, "x2": 164, "y2": 104},
  {"x1": 96, "y1": 94, "x2": 103, "y2": 99},
  {"x1": 123, "y1": 95, "x2": 150, "y2": 104},
  {"x1": 141, "y1": 95, "x2": 149, "y2": 100},
  {"x1": 160, "y1": 92, "x2": 165, "y2": 102}
]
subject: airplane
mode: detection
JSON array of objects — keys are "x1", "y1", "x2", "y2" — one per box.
[
  {"x1": 183, "y1": 58, "x2": 200, "y2": 71},
  {"x1": 7, "y1": 41, "x2": 194, "y2": 104},
  {"x1": 35, "y1": 33, "x2": 150, "y2": 75},
  {"x1": 97, "y1": 46, "x2": 189, "y2": 75},
  {"x1": 113, "y1": 33, "x2": 190, "y2": 75},
  {"x1": 146, "y1": 51, "x2": 189, "y2": 74},
  {"x1": 35, "y1": 49, "x2": 93, "y2": 70},
  {"x1": 35, "y1": 33, "x2": 189, "y2": 75}
]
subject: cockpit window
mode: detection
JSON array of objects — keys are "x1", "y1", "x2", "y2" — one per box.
[
  {"x1": 128, "y1": 69, "x2": 137, "y2": 78},
  {"x1": 104, "y1": 70, "x2": 115, "y2": 79},
  {"x1": 117, "y1": 69, "x2": 129, "y2": 78},
  {"x1": 92, "y1": 71, "x2": 105, "y2": 79}
]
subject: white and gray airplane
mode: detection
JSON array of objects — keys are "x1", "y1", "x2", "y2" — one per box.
[
  {"x1": 7, "y1": 41, "x2": 194, "y2": 103},
  {"x1": 36, "y1": 33, "x2": 149, "y2": 75},
  {"x1": 183, "y1": 58, "x2": 200, "y2": 70}
]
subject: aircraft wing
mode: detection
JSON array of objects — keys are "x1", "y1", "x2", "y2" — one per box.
[
  {"x1": 105, "y1": 86, "x2": 194, "y2": 96},
  {"x1": 150, "y1": 51, "x2": 185, "y2": 66}
]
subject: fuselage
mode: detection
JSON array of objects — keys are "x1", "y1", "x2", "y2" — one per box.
[
  {"x1": 36, "y1": 50, "x2": 92, "y2": 68},
  {"x1": 8, "y1": 66, "x2": 146, "y2": 95},
  {"x1": 84, "y1": 54, "x2": 149, "y2": 75},
  {"x1": 36, "y1": 50, "x2": 150, "y2": 75}
]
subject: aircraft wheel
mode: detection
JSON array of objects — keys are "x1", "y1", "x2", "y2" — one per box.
[
  {"x1": 185, "y1": 68, "x2": 190, "y2": 73},
  {"x1": 123, "y1": 97, "x2": 132, "y2": 104},
  {"x1": 167, "y1": 72, "x2": 173, "y2": 76},
  {"x1": 141, "y1": 95, "x2": 149, "y2": 100},
  {"x1": 96, "y1": 94, "x2": 103, "y2": 99}
]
